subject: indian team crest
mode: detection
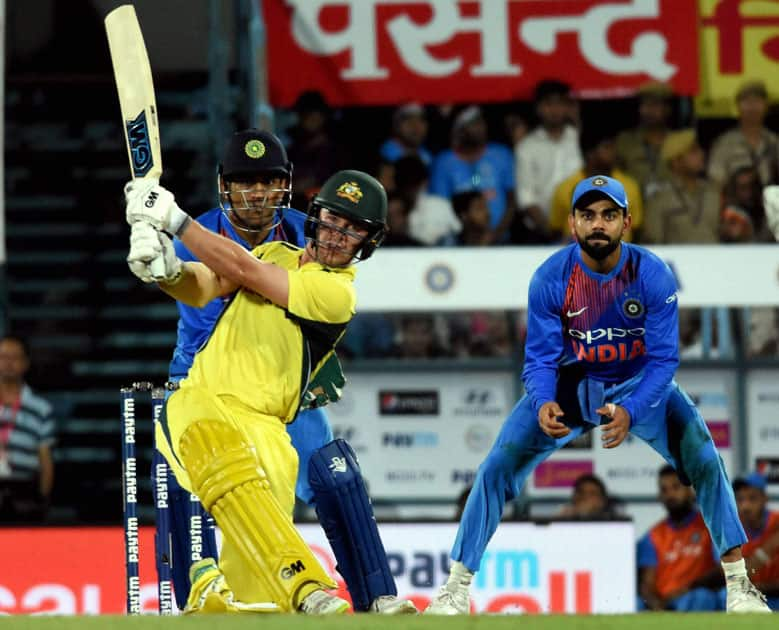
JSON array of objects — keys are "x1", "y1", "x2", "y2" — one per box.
[
  {"x1": 244, "y1": 139, "x2": 266, "y2": 159},
  {"x1": 623, "y1": 297, "x2": 644, "y2": 318},
  {"x1": 335, "y1": 181, "x2": 363, "y2": 204},
  {"x1": 592, "y1": 177, "x2": 607, "y2": 186}
]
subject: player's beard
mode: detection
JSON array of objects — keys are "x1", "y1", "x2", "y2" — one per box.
[{"x1": 579, "y1": 231, "x2": 620, "y2": 261}]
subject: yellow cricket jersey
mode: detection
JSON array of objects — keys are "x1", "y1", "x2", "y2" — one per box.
[{"x1": 181, "y1": 241, "x2": 356, "y2": 422}]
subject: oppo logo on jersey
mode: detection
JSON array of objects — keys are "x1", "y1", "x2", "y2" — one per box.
[
  {"x1": 568, "y1": 327, "x2": 646, "y2": 364},
  {"x1": 568, "y1": 327, "x2": 645, "y2": 345}
]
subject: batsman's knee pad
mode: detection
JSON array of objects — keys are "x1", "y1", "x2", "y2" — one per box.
[
  {"x1": 309, "y1": 439, "x2": 396, "y2": 611},
  {"x1": 178, "y1": 420, "x2": 336, "y2": 611}
]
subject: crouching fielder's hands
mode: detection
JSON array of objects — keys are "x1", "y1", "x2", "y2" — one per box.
[
  {"x1": 763, "y1": 185, "x2": 779, "y2": 240},
  {"x1": 124, "y1": 179, "x2": 190, "y2": 236},
  {"x1": 596, "y1": 403, "x2": 631, "y2": 449},
  {"x1": 127, "y1": 222, "x2": 182, "y2": 284}
]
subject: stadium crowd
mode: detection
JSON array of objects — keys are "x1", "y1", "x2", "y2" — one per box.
[{"x1": 274, "y1": 79, "x2": 779, "y2": 362}]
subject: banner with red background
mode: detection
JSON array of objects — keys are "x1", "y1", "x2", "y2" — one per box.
[{"x1": 261, "y1": 0, "x2": 699, "y2": 106}]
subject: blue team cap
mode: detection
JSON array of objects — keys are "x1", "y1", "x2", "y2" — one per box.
[
  {"x1": 733, "y1": 472, "x2": 767, "y2": 492},
  {"x1": 571, "y1": 175, "x2": 629, "y2": 212}
]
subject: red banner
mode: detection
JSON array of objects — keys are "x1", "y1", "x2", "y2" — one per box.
[
  {"x1": 262, "y1": 0, "x2": 699, "y2": 106},
  {"x1": 0, "y1": 527, "x2": 159, "y2": 615}
]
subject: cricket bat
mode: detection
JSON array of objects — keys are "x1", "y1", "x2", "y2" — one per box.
[{"x1": 105, "y1": 4, "x2": 165, "y2": 278}]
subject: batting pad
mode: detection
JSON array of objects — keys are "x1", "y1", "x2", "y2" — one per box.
[
  {"x1": 178, "y1": 420, "x2": 337, "y2": 612},
  {"x1": 309, "y1": 439, "x2": 396, "y2": 611}
]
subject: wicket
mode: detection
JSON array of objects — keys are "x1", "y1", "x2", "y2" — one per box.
[{"x1": 120, "y1": 381, "x2": 192, "y2": 615}]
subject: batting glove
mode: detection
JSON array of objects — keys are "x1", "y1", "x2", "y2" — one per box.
[{"x1": 125, "y1": 181, "x2": 190, "y2": 236}]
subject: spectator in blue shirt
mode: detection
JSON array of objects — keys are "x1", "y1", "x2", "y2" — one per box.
[{"x1": 429, "y1": 106, "x2": 516, "y2": 243}]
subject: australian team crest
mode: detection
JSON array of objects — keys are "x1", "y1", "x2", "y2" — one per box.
[
  {"x1": 623, "y1": 297, "x2": 645, "y2": 318},
  {"x1": 336, "y1": 181, "x2": 363, "y2": 204}
]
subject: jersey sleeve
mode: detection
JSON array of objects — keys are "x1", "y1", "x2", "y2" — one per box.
[
  {"x1": 637, "y1": 532, "x2": 658, "y2": 568},
  {"x1": 620, "y1": 260, "x2": 680, "y2": 422},
  {"x1": 287, "y1": 266, "x2": 356, "y2": 325},
  {"x1": 522, "y1": 265, "x2": 564, "y2": 415}
]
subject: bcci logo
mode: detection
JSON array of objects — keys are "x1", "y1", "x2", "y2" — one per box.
[
  {"x1": 336, "y1": 181, "x2": 363, "y2": 203},
  {"x1": 592, "y1": 177, "x2": 607, "y2": 186},
  {"x1": 623, "y1": 298, "x2": 644, "y2": 318},
  {"x1": 245, "y1": 139, "x2": 265, "y2": 159},
  {"x1": 126, "y1": 111, "x2": 153, "y2": 177}
]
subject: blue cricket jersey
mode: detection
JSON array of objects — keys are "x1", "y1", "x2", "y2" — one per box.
[
  {"x1": 169, "y1": 207, "x2": 307, "y2": 378},
  {"x1": 522, "y1": 242, "x2": 679, "y2": 423}
]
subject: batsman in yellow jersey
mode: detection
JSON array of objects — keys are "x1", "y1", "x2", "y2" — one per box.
[{"x1": 124, "y1": 170, "x2": 388, "y2": 614}]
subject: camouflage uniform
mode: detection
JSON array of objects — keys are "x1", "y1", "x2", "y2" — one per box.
[
  {"x1": 707, "y1": 128, "x2": 779, "y2": 187},
  {"x1": 642, "y1": 175, "x2": 721, "y2": 244}
]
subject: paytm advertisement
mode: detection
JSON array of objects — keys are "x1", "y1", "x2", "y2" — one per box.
[{"x1": 0, "y1": 522, "x2": 635, "y2": 614}]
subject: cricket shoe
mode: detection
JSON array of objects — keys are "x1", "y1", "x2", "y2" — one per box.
[
  {"x1": 299, "y1": 589, "x2": 351, "y2": 615},
  {"x1": 726, "y1": 577, "x2": 772, "y2": 613},
  {"x1": 424, "y1": 580, "x2": 472, "y2": 615},
  {"x1": 184, "y1": 558, "x2": 278, "y2": 614},
  {"x1": 370, "y1": 595, "x2": 418, "y2": 614}
]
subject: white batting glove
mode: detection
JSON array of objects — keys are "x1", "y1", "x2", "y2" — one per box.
[
  {"x1": 124, "y1": 178, "x2": 158, "y2": 205},
  {"x1": 763, "y1": 185, "x2": 779, "y2": 240},
  {"x1": 127, "y1": 222, "x2": 182, "y2": 284},
  {"x1": 124, "y1": 181, "x2": 190, "y2": 235}
]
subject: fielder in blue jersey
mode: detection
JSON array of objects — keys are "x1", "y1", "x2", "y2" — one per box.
[
  {"x1": 425, "y1": 175, "x2": 770, "y2": 615},
  {"x1": 160, "y1": 129, "x2": 415, "y2": 614}
]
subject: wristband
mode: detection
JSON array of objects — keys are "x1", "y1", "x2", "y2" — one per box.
[{"x1": 173, "y1": 214, "x2": 192, "y2": 238}]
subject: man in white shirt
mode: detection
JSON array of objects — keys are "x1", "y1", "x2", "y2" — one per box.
[{"x1": 513, "y1": 80, "x2": 582, "y2": 242}]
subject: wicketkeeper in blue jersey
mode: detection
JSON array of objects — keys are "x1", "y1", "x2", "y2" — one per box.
[
  {"x1": 154, "y1": 128, "x2": 415, "y2": 615},
  {"x1": 425, "y1": 175, "x2": 770, "y2": 615}
]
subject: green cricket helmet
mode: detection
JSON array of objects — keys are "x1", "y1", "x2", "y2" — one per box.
[{"x1": 305, "y1": 170, "x2": 388, "y2": 261}]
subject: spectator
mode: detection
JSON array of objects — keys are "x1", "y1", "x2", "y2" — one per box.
[
  {"x1": 340, "y1": 313, "x2": 396, "y2": 360},
  {"x1": 0, "y1": 336, "x2": 55, "y2": 522},
  {"x1": 616, "y1": 81, "x2": 674, "y2": 198},
  {"x1": 383, "y1": 193, "x2": 424, "y2": 247},
  {"x1": 557, "y1": 473, "x2": 623, "y2": 520},
  {"x1": 467, "y1": 312, "x2": 515, "y2": 358},
  {"x1": 708, "y1": 80, "x2": 779, "y2": 189},
  {"x1": 641, "y1": 129, "x2": 721, "y2": 244},
  {"x1": 637, "y1": 465, "x2": 721, "y2": 611},
  {"x1": 721, "y1": 166, "x2": 774, "y2": 243},
  {"x1": 452, "y1": 190, "x2": 491, "y2": 246},
  {"x1": 548, "y1": 127, "x2": 644, "y2": 242},
  {"x1": 429, "y1": 106, "x2": 516, "y2": 243},
  {"x1": 391, "y1": 315, "x2": 449, "y2": 359},
  {"x1": 380, "y1": 103, "x2": 432, "y2": 165},
  {"x1": 513, "y1": 80, "x2": 582, "y2": 242},
  {"x1": 286, "y1": 90, "x2": 348, "y2": 201},
  {"x1": 395, "y1": 156, "x2": 460, "y2": 245},
  {"x1": 733, "y1": 473, "x2": 779, "y2": 610}
]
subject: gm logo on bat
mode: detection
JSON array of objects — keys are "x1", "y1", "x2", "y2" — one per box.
[{"x1": 126, "y1": 111, "x2": 153, "y2": 177}]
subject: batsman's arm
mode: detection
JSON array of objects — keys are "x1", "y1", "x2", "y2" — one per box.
[
  {"x1": 158, "y1": 260, "x2": 238, "y2": 308},
  {"x1": 177, "y1": 220, "x2": 291, "y2": 308}
]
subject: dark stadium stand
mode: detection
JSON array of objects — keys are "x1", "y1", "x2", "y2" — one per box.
[{"x1": 6, "y1": 77, "x2": 212, "y2": 523}]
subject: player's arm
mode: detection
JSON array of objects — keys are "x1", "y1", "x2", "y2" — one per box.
[
  {"x1": 124, "y1": 184, "x2": 292, "y2": 307},
  {"x1": 158, "y1": 261, "x2": 238, "y2": 307},
  {"x1": 637, "y1": 535, "x2": 665, "y2": 610},
  {"x1": 522, "y1": 268, "x2": 565, "y2": 414},
  {"x1": 619, "y1": 263, "x2": 680, "y2": 423},
  {"x1": 177, "y1": 220, "x2": 291, "y2": 307}
]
